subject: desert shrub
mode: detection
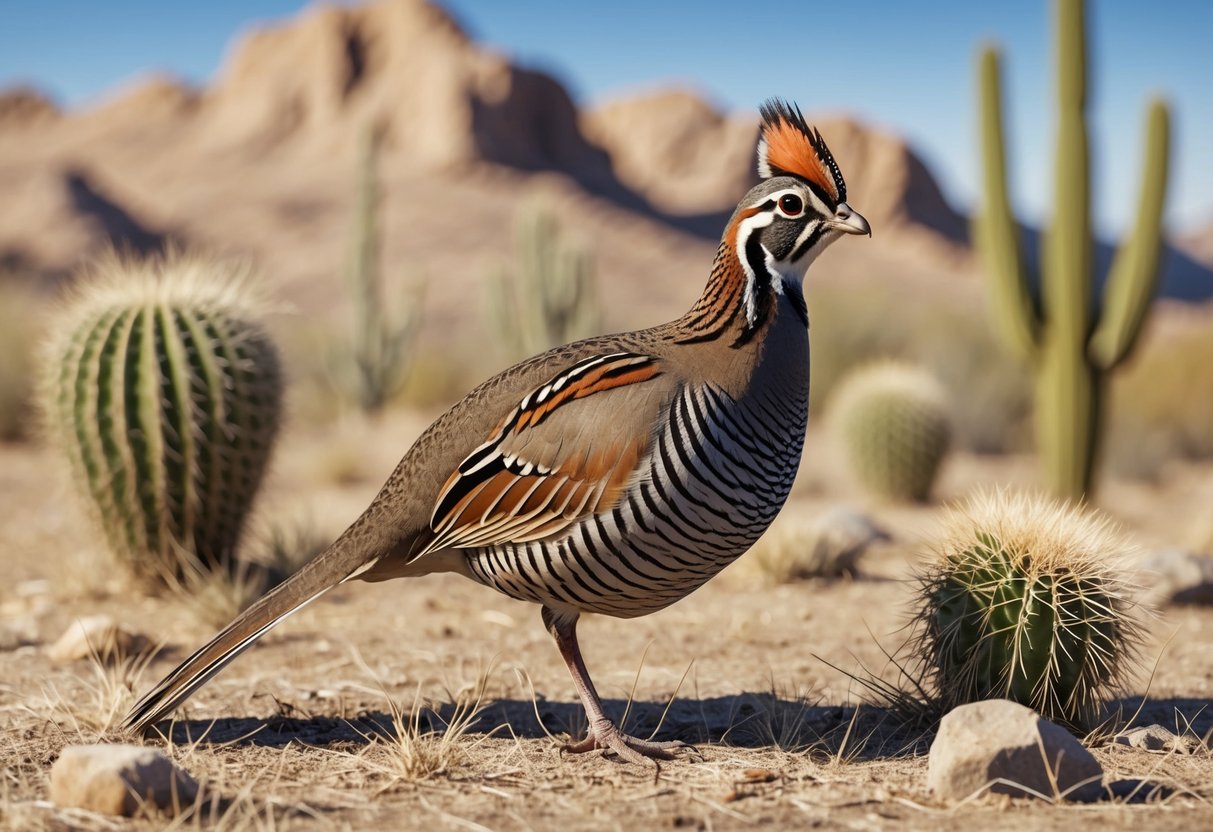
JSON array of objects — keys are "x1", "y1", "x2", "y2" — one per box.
[{"x1": 912, "y1": 490, "x2": 1142, "y2": 731}]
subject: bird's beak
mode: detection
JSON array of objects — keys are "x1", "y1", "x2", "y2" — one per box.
[{"x1": 827, "y1": 203, "x2": 871, "y2": 236}]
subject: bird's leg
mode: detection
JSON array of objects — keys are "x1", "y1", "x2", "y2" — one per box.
[{"x1": 541, "y1": 606, "x2": 697, "y2": 765}]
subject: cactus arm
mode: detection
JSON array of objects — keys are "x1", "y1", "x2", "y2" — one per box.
[
  {"x1": 976, "y1": 45, "x2": 1041, "y2": 361},
  {"x1": 1088, "y1": 99, "x2": 1170, "y2": 370}
]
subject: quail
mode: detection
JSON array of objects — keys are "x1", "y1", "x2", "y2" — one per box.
[{"x1": 125, "y1": 100, "x2": 870, "y2": 764}]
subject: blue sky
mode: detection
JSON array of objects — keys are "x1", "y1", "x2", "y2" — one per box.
[{"x1": 2, "y1": 0, "x2": 1209, "y2": 233}]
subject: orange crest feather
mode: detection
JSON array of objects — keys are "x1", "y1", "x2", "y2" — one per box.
[{"x1": 756, "y1": 100, "x2": 846, "y2": 204}]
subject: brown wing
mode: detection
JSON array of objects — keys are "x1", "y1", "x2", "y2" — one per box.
[{"x1": 424, "y1": 353, "x2": 672, "y2": 552}]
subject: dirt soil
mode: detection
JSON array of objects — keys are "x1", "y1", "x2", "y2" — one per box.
[{"x1": 2, "y1": 411, "x2": 1212, "y2": 831}]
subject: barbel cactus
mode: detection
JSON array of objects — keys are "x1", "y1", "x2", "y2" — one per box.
[
  {"x1": 41, "y1": 251, "x2": 282, "y2": 585},
  {"x1": 914, "y1": 490, "x2": 1143, "y2": 731},
  {"x1": 830, "y1": 362, "x2": 952, "y2": 502}
]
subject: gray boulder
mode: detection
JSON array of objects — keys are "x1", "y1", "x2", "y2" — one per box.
[{"x1": 928, "y1": 699, "x2": 1103, "y2": 802}]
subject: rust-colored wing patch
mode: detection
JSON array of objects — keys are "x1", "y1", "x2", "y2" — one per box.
[{"x1": 427, "y1": 353, "x2": 663, "y2": 551}]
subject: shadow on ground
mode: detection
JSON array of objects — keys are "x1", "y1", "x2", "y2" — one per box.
[{"x1": 156, "y1": 692, "x2": 930, "y2": 760}]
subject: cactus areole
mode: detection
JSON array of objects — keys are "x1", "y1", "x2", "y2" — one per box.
[
  {"x1": 974, "y1": 0, "x2": 1170, "y2": 499},
  {"x1": 44, "y1": 253, "x2": 282, "y2": 585}
]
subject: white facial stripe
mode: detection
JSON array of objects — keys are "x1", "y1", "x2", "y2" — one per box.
[
  {"x1": 734, "y1": 210, "x2": 777, "y2": 326},
  {"x1": 764, "y1": 242, "x2": 811, "y2": 289},
  {"x1": 803, "y1": 188, "x2": 829, "y2": 217},
  {"x1": 792, "y1": 219, "x2": 820, "y2": 254}
]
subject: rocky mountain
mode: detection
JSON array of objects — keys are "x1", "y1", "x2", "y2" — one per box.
[
  {"x1": 0, "y1": 0, "x2": 1206, "y2": 319},
  {"x1": 584, "y1": 90, "x2": 970, "y2": 263}
]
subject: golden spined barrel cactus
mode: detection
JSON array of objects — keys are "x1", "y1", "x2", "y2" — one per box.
[
  {"x1": 830, "y1": 362, "x2": 952, "y2": 502},
  {"x1": 41, "y1": 252, "x2": 282, "y2": 586},
  {"x1": 914, "y1": 490, "x2": 1143, "y2": 731}
]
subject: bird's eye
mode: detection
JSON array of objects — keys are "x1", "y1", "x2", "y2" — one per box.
[{"x1": 778, "y1": 194, "x2": 804, "y2": 216}]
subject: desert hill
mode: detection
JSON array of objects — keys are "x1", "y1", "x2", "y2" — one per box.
[
  {"x1": 584, "y1": 89, "x2": 970, "y2": 264},
  {"x1": 0, "y1": 0, "x2": 1207, "y2": 328}
]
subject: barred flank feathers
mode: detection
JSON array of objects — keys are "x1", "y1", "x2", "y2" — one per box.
[{"x1": 41, "y1": 250, "x2": 282, "y2": 585}]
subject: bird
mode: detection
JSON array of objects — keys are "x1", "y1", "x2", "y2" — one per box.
[{"x1": 123, "y1": 99, "x2": 870, "y2": 764}]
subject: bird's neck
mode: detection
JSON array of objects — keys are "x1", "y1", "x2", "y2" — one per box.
[{"x1": 675, "y1": 241, "x2": 807, "y2": 347}]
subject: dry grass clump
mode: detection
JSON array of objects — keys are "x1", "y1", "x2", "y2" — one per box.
[
  {"x1": 912, "y1": 489, "x2": 1145, "y2": 731},
  {"x1": 349, "y1": 662, "x2": 499, "y2": 785},
  {"x1": 164, "y1": 520, "x2": 326, "y2": 629},
  {"x1": 737, "y1": 508, "x2": 888, "y2": 585},
  {"x1": 31, "y1": 649, "x2": 156, "y2": 741}
]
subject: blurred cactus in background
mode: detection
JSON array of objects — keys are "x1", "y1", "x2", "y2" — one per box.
[
  {"x1": 975, "y1": 0, "x2": 1171, "y2": 499},
  {"x1": 914, "y1": 490, "x2": 1142, "y2": 731},
  {"x1": 41, "y1": 251, "x2": 282, "y2": 586},
  {"x1": 344, "y1": 127, "x2": 425, "y2": 413},
  {"x1": 830, "y1": 362, "x2": 952, "y2": 503},
  {"x1": 0, "y1": 280, "x2": 41, "y2": 442},
  {"x1": 490, "y1": 199, "x2": 598, "y2": 357}
]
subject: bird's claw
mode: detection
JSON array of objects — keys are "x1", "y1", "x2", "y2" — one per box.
[{"x1": 560, "y1": 719, "x2": 701, "y2": 767}]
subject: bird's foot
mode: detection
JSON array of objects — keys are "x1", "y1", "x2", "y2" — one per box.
[{"x1": 562, "y1": 718, "x2": 700, "y2": 767}]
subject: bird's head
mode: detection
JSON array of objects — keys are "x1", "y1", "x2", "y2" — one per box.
[{"x1": 725, "y1": 100, "x2": 870, "y2": 289}]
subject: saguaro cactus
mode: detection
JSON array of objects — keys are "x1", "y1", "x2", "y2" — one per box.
[
  {"x1": 42, "y1": 252, "x2": 282, "y2": 585},
  {"x1": 490, "y1": 200, "x2": 598, "y2": 357},
  {"x1": 346, "y1": 127, "x2": 424, "y2": 412},
  {"x1": 975, "y1": 0, "x2": 1170, "y2": 499}
]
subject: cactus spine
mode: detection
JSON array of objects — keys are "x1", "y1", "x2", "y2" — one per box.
[
  {"x1": 914, "y1": 491, "x2": 1141, "y2": 731},
  {"x1": 490, "y1": 200, "x2": 598, "y2": 357},
  {"x1": 43, "y1": 252, "x2": 282, "y2": 585},
  {"x1": 346, "y1": 127, "x2": 424, "y2": 412},
  {"x1": 975, "y1": 0, "x2": 1171, "y2": 499},
  {"x1": 830, "y1": 362, "x2": 952, "y2": 502}
]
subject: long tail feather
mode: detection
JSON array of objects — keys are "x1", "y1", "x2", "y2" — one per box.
[{"x1": 123, "y1": 529, "x2": 384, "y2": 733}]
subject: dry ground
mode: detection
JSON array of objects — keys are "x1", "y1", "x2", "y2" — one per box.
[{"x1": 3, "y1": 409, "x2": 1213, "y2": 831}]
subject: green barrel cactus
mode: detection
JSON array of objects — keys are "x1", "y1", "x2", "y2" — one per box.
[
  {"x1": 830, "y1": 362, "x2": 952, "y2": 502},
  {"x1": 42, "y1": 252, "x2": 283, "y2": 585},
  {"x1": 975, "y1": 0, "x2": 1171, "y2": 499},
  {"x1": 914, "y1": 490, "x2": 1142, "y2": 731}
]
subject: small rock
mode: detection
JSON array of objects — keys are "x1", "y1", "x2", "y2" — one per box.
[
  {"x1": 805, "y1": 507, "x2": 891, "y2": 577},
  {"x1": 47, "y1": 615, "x2": 150, "y2": 663},
  {"x1": 1138, "y1": 550, "x2": 1213, "y2": 606},
  {"x1": 1114, "y1": 724, "x2": 1201, "y2": 754},
  {"x1": 928, "y1": 699, "x2": 1104, "y2": 802},
  {"x1": 50, "y1": 745, "x2": 199, "y2": 817}
]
